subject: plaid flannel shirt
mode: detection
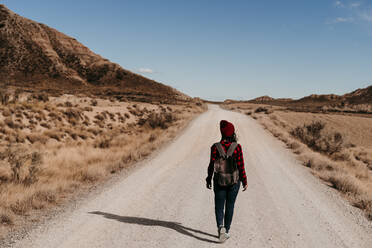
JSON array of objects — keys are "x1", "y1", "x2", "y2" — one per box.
[{"x1": 207, "y1": 140, "x2": 247, "y2": 187}]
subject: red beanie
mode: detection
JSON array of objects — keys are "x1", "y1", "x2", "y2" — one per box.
[{"x1": 220, "y1": 120, "x2": 235, "y2": 137}]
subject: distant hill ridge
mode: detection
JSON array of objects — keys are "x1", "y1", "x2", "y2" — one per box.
[
  {"x1": 247, "y1": 85, "x2": 372, "y2": 106},
  {"x1": 0, "y1": 5, "x2": 189, "y2": 102}
]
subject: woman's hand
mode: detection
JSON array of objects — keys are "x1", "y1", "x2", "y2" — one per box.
[
  {"x1": 206, "y1": 178, "x2": 212, "y2": 189},
  {"x1": 206, "y1": 182, "x2": 212, "y2": 189},
  {"x1": 242, "y1": 184, "x2": 248, "y2": 191}
]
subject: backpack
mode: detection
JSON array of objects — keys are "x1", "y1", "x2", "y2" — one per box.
[{"x1": 213, "y1": 142, "x2": 239, "y2": 186}]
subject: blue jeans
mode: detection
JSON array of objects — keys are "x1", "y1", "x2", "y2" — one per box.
[{"x1": 213, "y1": 181, "x2": 240, "y2": 233}]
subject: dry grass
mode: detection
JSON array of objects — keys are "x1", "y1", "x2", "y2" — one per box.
[
  {"x1": 224, "y1": 102, "x2": 372, "y2": 221},
  {"x1": 0, "y1": 91, "x2": 207, "y2": 238},
  {"x1": 273, "y1": 111, "x2": 372, "y2": 147},
  {"x1": 0, "y1": 209, "x2": 14, "y2": 225}
]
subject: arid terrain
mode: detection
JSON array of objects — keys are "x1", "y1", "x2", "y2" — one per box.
[
  {"x1": 0, "y1": 88, "x2": 206, "y2": 239},
  {"x1": 3, "y1": 105, "x2": 372, "y2": 248},
  {"x1": 0, "y1": 4, "x2": 208, "y2": 240},
  {"x1": 222, "y1": 87, "x2": 372, "y2": 221}
]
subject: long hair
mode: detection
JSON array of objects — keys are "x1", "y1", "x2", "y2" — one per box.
[{"x1": 221, "y1": 132, "x2": 237, "y2": 143}]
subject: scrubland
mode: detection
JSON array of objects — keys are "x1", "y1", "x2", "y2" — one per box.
[
  {"x1": 222, "y1": 102, "x2": 372, "y2": 220},
  {"x1": 0, "y1": 90, "x2": 206, "y2": 237}
]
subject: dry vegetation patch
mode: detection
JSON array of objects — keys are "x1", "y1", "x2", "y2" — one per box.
[{"x1": 0, "y1": 90, "x2": 207, "y2": 239}]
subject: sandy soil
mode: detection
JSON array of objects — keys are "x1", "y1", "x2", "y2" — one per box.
[{"x1": 6, "y1": 105, "x2": 372, "y2": 248}]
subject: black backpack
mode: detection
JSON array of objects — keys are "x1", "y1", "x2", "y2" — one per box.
[{"x1": 213, "y1": 142, "x2": 239, "y2": 186}]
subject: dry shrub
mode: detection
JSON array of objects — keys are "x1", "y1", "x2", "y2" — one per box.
[
  {"x1": 137, "y1": 118, "x2": 147, "y2": 126},
  {"x1": 91, "y1": 99, "x2": 98, "y2": 106},
  {"x1": 255, "y1": 107, "x2": 268, "y2": 113},
  {"x1": 34, "y1": 112, "x2": 46, "y2": 122},
  {"x1": 32, "y1": 93, "x2": 49, "y2": 102},
  {"x1": 40, "y1": 122, "x2": 51, "y2": 129},
  {"x1": 44, "y1": 131, "x2": 64, "y2": 141},
  {"x1": 64, "y1": 101, "x2": 73, "y2": 107},
  {"x1": 0, "y1": 161, "x2": 12, "y2": 182},
  {"x1": 141, "y1": 112, "x2": 177, "y2": 129},
  {"x1": 48, "y1": 111, "x2": 60, "y2": 119},
  {"x1": 87, "y1": 127, "x2": 101, "y2": 136},
  {"x1": 353, "y1": 148, "x2": 372, "y2": 169},
  {"x1": 15, "y1": 132, "x2": 26, "y2": 143},
  {"x1": 82, "y1": 120, "x2": 90, "y2": 126},
  {"x1": 94, "y1": 137, "x2": 112, "y2": 149},
  {"x1": 298, "y1": 151, "x2": 337, "y2": 171},
  {"x1": 118, "y1": 115, "x2": 125, "y2": 123},
  {"x1": 2, "y1": 108, "x2": 11, "y2": 117},
  {"x1": 84, "y1": 106, "x2": 93, "y2": 112},
  {"x1": 0, "y1": 209, "x2": 14, "y2": 225},
  {"x1": 327, "y1": 173, "x2": 363, "y2": 196},
  {"x1": 73, "y1": 166, "x2": 106, "y2": 183},
  {"x1": 77, "y1": 131, "x2": 88, "y2": 140},
  {"x1": 26, "y1": 134, "x2": 48, "y2": 144},
  {"x1": 4, "y1": 117, "x2": 17, "y2": 129},
  {"x1": 63, "y1": 108, "x2": 82, "y2": 121},
  {"x1": 15, "y1": 111, "x2": 23, "y2": 118},
  {"x1": 129, "y1": 108, "x2": 144, "y2": 117},
  {"x1": 352, "y1": 195, "x2": 372, "y2": 220},
  {"x1": 0, "y1": 91, "x2": 10, "y2": 105},
  {"x1": 29, "y1": 119, "x2": 38, "y2": 126},
  {"x1": 124, "y1": 113, "x2": 130, "y2": 118},
  {"x1": 291, "y1": 121, "x2": 344, "y2": 155},
  {"x1": 0, "y1": 146, "x2": 42, "y2": 185},
  {"x1": 23, "y1": 111, "x2": 30, "y2": 119},
  {"x1": 69, "y1": 132, "x2": 78, "y2": 140},
  {"x1": 149, "y1": 133, "x2": 156, "y2": 142},
  {"x1": 288, "y1": 141, "x2": 300, "y2": 150},
  {"x1": 94, "y1": 113, "x2": 105, "y2": 121},
  {"x1": 7, "y1": 187, "x2": 56, "y2": 215}
]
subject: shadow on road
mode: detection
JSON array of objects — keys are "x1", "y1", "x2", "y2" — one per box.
[{"x1": 88, "y1": 211, "x2": 219, "y2": 244}]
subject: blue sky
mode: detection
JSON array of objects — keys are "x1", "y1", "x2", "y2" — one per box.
[{"x1": 2, "y1": 0, "x2": 372, "y2": 100}]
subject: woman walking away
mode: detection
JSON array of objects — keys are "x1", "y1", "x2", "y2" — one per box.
[{"x1": 206, "y1": 120, "x2": 248, "y2": 243}]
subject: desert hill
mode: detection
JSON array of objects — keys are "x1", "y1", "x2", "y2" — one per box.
[
  {"x1": 343, "y1": 85, "x2": 372, "y2": 104},
  {"x1": 251, "y1": 95, "x2": 274, "y2": 102},
  {"x1": 247, "y1": 85, "x2": 371, "y2": 108},
  {"x1": 0, "y1": 5, "x2": 188, "y2": 102}
]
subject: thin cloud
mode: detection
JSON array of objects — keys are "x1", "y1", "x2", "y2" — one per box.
[
  {"x1": 138, "y1": 68, "x2": 155, "y2": 74},
  {"x1": 350, "y1": 2, "x2": 361, "y2": 8},
  {"x1": 330, "y1": 1, "x2": 372, "y2": 25},
  {"x1": 359, "y1": 9, "x2": 372, "y2": 22},
  {"x1": 328, "y1": 17, "x2": 354, "y2": 24},
  {"x1": 335, "y1": 1, "x2": 345, "y2": 8},
  {"x1": 334, "y1": 1, "x2": 362, "y2": 9}
]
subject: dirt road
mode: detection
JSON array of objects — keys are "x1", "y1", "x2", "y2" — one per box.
[{"x1": 9, "y1": 105, "x2": 372, "y2": 248}]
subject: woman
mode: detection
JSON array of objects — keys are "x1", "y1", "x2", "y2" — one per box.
[{"x1": 206, "y1": 120, "x2": 248, "y2": 242}]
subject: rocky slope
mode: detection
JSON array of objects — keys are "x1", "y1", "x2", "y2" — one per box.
[{"x1": 0, "y1": 5, "x2": 188, "y2": 102}]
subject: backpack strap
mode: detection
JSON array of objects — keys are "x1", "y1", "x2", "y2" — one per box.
[
  {"x1": 226, "y1": 142, "x2": 238, "y2": 157},
  {"x1": 214, "y1": 142, "x2": 226, "y2": 158}
]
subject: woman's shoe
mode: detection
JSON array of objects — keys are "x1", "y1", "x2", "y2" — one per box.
[
  {"x1": 219, "y1": 227, "x2": 227, "y2": 243},
  {"x1": 224, "y1": 232, "x2": 230, "y2": 241}
]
